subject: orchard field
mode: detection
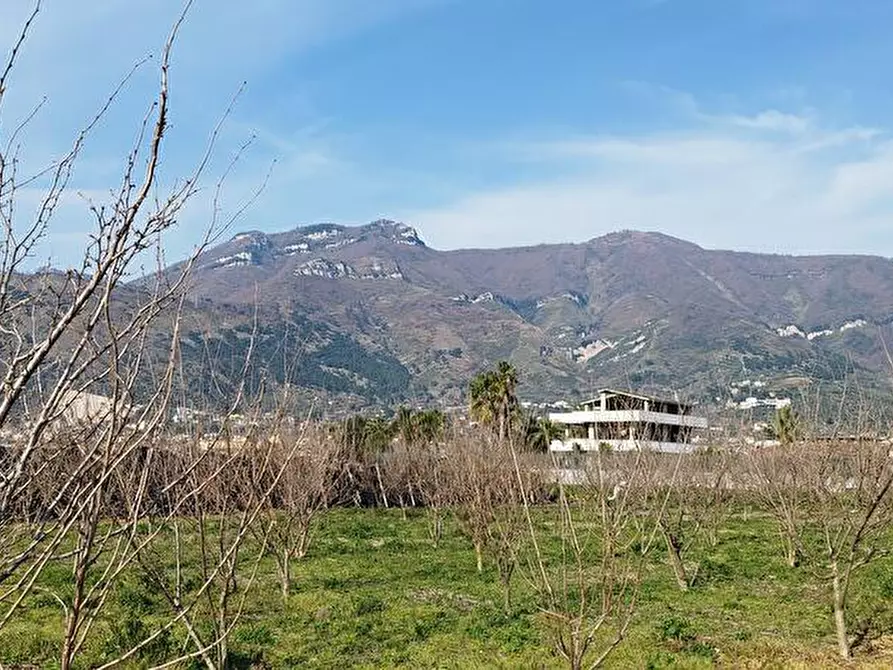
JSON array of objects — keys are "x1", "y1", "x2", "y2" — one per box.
[{"x1": 3, "y1": 503, "x2": 893, "y2": 669}]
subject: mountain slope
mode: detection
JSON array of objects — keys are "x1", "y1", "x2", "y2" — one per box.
[{"x1": 167, "y1": 221, "x2": 893, "y2": 407}]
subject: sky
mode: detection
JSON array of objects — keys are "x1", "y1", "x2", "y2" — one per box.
[{"x1": 2, "y1": 0, "x2": 893, "y2": 267}]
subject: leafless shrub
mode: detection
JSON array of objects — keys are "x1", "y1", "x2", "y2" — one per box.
[
  {"x1": 487, "y1": 447, "x2": 534, "y2": 613},
  {"x1": 379, "y1": 440, "x2": 417, "y2": 520},
  {"x1": 403, "y1": 439, "x2": 452, "y2": 546},
  {"x1": 444, "y1": 427, "x2": 520, "y2": 574}
]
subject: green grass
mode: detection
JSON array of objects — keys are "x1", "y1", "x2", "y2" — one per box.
[{"x1": 3, "y1": 508, "x2": 893, "y2": 668}]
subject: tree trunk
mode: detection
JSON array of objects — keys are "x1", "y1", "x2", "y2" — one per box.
[
  {"x1": 781, "y1": 516, "x2": 801, "y2": 568},
  {"x1": 61, "y1": 616, "x2": 77, "y2": 670},
  {"x1": 663, "y1": 529, "x2": 689, "y2": 591},
  {"x1": 832, "y1": 563, "x2": 850, "y2": 659},
  {"x1": 280, "y1": 549, "x2": 291, "y2": 601},
  {"x1": 429, "y1": 511, "x2": 442, "y2": 547},
  {"x1": 569, "y1": 631, "x2": 584, "y2": 670},
  {"x1": 297, "y1": 525, "x2": 311, "y2": 559},
  {"x1": 61, "y1": 525, "x2": 94, "y2": 670},
  {"x1": 475, "y1": 541, "x2": 484, "y2": 573},
  {"x1": 216, "y1": 592, "x2": 230, "y2": 670},
  {"x1": 706, "y1": 525, "x2": 719, "y2": 548},
  {"x1": 500, "y1": 563, "x2": 515, "y2": 614},
  {"x1": 375, "y1": 463, "x2": 389, "y2": 508},
  {"x1": 398, "y1": 494, "x2": 407, "y2": 520},
  {"x1": 61, "y1": 578, "x2": 86, "y2": 670}
]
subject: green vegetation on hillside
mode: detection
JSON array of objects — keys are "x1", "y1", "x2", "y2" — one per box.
[{"x1": 178, "y1": 312, "x2": 412, "y2": 405}]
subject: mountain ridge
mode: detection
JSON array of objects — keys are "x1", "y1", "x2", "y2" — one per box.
[{"x1": 150, "y1": 220, "x2": 893, "y2": 410}]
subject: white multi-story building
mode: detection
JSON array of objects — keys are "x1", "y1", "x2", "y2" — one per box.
[{"x1": 548, "y1": 389, "x2": 708, "y2": 454}]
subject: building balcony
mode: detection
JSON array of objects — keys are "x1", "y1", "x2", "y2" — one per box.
[
  {"x1": 548, "y1": 437, "x2": 699, "y2": 454},
  {"x1": 547, "y1": 409, "x2": 708, "y2": 430}
]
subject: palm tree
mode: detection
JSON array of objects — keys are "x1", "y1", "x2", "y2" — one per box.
[
  {"x1": 415, "y1": 409, "x2": 446, "y2": 444},
  {"x1": 522, "y1": 413, "x2": 561, "y2": 452},
  {"x1": 469, "y1": 361, "x2": 519, "y2": 440},
  {"x1": 391, "y1": 407, "x2": 446, "y2": 446},
  {"x1": 469, "y1": 370, "x2": 498, "y2": 426},
  {"x1": 494, "y1": 361, "x2": 519, "y2": 440},
  {"x1": 771, "y1": 405, "x2": 802, "y2": 445},
  {"x1": 393, "y1": 406, "x2": 418, "y2": 445},
  {"x1": 340, "y1": 415, "x2": 368, "y2": 454},
  {"x1": 363, "y1": 416, "x2": 395, "y2": 453}
]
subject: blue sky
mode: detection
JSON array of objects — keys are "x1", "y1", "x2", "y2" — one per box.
[{"x1": 2, "y1": 0, "x2": 893, "y2": 267}]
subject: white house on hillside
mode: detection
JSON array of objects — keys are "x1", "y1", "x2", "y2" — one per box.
[{"x1": 548, "y1": 389, "x2": 707, "y2": 454}]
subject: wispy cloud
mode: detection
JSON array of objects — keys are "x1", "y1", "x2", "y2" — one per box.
[
  {"x1": 404, "y1": 105, "x2": 893, "y2": 256},
  {"x1": 725, "y1": 110, "x2": 812, "y2": 133}
]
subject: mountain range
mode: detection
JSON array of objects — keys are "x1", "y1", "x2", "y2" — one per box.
[{"x1": 159, "y1": 219, "x2": 893, "y2": 412}]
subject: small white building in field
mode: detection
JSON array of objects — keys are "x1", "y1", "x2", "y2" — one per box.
[
  {"x1": 61, "y1": 390, "x2": 116, "y2": 424},
  {"x1": 59, "y1": 390, "x2": 138, "y2": 426},
  {"x1": 548, "y1": 389, "x2": 707, "y2": 454}
]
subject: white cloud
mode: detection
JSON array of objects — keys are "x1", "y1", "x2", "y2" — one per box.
[
  {"x1": 404, "y1": 112, "x2": 893, "y2": 256},
  {"x1": 5, "y1": 6, "x2": 892, "y2": 265},
  {"x1": 725, "y1": 110, "x2": 812, "y2": 134}
]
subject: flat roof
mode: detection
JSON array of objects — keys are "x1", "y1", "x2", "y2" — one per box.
[{"x1": 581, "y1": 388, "x2": 691, "y2": 410}]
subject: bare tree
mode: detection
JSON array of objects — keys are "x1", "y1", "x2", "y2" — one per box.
[
  {"x1": 747, "y1": 441, "x2": 810, "y2": 567},
  {"x1": 126, "y1": 427, "x2": 281, "y2": 670},
  {"x1": 260, "y1": 423, "x2": 342, "y2": 600},
  {"x1": 379, "y1": 435, "x2": 420, "y2": 521},
  {"x1": 746, "y1": 390, "x2": 893, "y2": 660},
  {"x1": 445, "y1": 427, "x2": 517, "y2": 574},
  {"x1": 0, "y1": 1, "x2": 221, "y2": 617},
  {"x1": 655, "y1": 447, "x2": 734, "y2": 591},
  {"x1": 487, "y1": 442, "x2": 540, "y2": 613},
  {"x1": 692, "y1": 447, "x2": 737, "y2": 549},
  {"x1": 0, "y1": 5, "x2": 278, "y2": 668},
  {"x1": 513, "y1": 446, "x2": 669, "y2": 670},
  {"x1": 799, "y1": 438, "x2": 893, "y2": 659},
  {"x1": 411, "y1": 441, "x2": 451, "y2": 546}
]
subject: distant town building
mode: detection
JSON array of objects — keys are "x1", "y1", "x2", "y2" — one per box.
[
  {"x1": 733, "y1": 396, "x2": 792, "y2": 411},
  {"x1": 548, "y1": 389, "x2": 708, "y2": 454}
]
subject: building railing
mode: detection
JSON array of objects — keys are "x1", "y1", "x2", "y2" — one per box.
[
  {"x1": 548, "y1": 438, "x2": 699, "y2": 454},
  {"x1": 547, "y1": 409, "x2": 708, "y2": 429}
]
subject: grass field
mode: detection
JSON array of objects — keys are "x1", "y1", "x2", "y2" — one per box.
[{"x1": 2, "y1": 506, "x2": 893, "y2": 669}]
